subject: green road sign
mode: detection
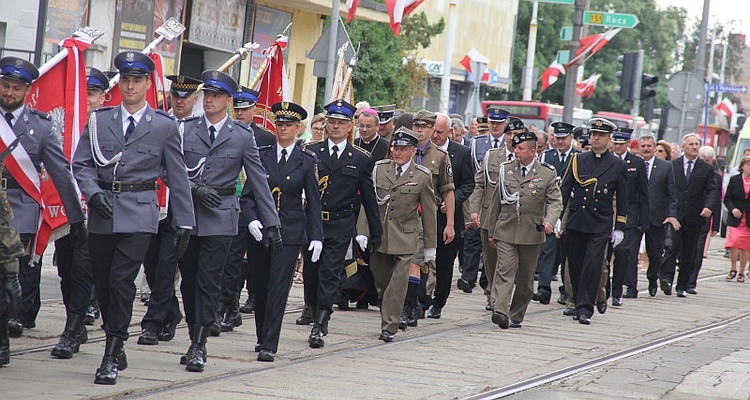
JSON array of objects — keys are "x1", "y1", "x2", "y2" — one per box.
[
  {"x1": 583, "y1": 11, "x2": 639, "y2": 29},
  {"x1": 526, "y1": 0, "x2": 574, "y2": 4},
  {"x1": 560, "y1": 26, "x2": 573, "y2": 41},
  {"x1": 556, "y1": 50, "x2": 570, "y2": 65}
]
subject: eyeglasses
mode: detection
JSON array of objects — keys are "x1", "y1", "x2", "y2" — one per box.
[
  {"x1": 655, "y1": 148, "x2": 665, "y2": 153},
  {"x1": 311, "y1": 127, "x2": 325, "y2": 132}
]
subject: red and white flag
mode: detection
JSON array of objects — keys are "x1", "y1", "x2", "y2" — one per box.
[
  {"x1": 540, "y1": 61, "x2": 566, "y2": 92},
  {"x1": 566, "y1": 28, "x2": 622, "y2": 69},
  {"x1": 575, "y1": 73, "x2": 602, "y2": 99},
  {"x1": 716, "y1": 97, "x2": 736, "y2": 118},
  {"x1": 254, "y1": 35, "x2": 290, "y2": 132},
  {"x1": 346, "y1": 0, "x2": 360, "y2": 22},
  {"x1": 385, "y1": 0, "x2": 424, "y2": 36},
  {"x1": 18, "y1": 36, "x2": 91, "y2": 259},
  {"x1": 460, "y1": 48, "x2": 489, "y2": 77}
]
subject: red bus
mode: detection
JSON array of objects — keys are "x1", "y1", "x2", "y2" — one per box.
[{"x1": 481, "y1": 101, "x2": 593, "y2": 130}]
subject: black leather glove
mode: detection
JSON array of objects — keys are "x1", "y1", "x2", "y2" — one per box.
[
  {"x1": 4, "y1": 271, "x2": 22, "y2": 317},
  {"x1": 265, "y1": 225, "x2": 283, "y2": 258},
  {"x1": 88, "y1": 192, "x2": 113, "y2": 219},
  {"x1": 191, "y1": 185, "x2": 222, "y2": 208},
  {"x1": 69, "y1": 221, "x2": 88, "y2": 249},
  {"x1": 174, "y1": 228, "x2": 192, "y2": 259},
  {"x1": 367, "y1": 235, "x2": 382, "y2": 254}
]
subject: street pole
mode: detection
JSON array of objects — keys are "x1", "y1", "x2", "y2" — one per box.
[
  {"x1": 631, "y1": 50, "x2": 644, "y2": 130},
  {"x1": 34, "y1": 0, "x2": 49, "y2": 66},
  {"x1": 563, "y1": 0, "x2": 586, "y2": 123},
  {"x1": 694, "y1": 0, "x2": 710, "y2": 79},
  {"x1": 324, "y1": 0, "x2": 340, "y2": 102},
  {"x1": 439, "y1": 0, "x2": 458, "y2": 114},
  {"x1": 522, "y1": 1, "x2": 539, "y2": 101}
]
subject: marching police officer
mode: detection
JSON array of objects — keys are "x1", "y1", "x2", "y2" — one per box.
[
  {"x1": 0, "y1": 56, "x2": 87, "y2": 338},
  {"x1": 303, "y1": 99, "x2": 382, "y2": 348},
  {"x1": 72, "y1": 51, "x2": 195, "y2": 384},
  {"x1": 247, "y1": 101, "x2": 322, "y2": 361},
  {"x1": 487, "y1": 130, "x2": 562, "y2": 329},
  {"x1": 177, "y1": 70, "x2": 280, "y2": 372},
  {"x1": 559, "y1": 118, "x2": 628, "y2": 325},
  {"x1": 368, "y1": 128, "x2": 436, "y2": 342}
]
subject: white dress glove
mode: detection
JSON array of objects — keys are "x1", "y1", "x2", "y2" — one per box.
[
  {"x1": 248, "y1": 220, "x2": 264, "y2": 242},
  {"x1": 355, "y1": 235, "x2": 368, "y2": 252},
  {"x1": 424, "y1": 247, "x2": 437, "y2": 263},
  {"x1": 611, "y1": 229, "x2": 624, "y2": 248},
  {"x1": 308, "y1": 240, "x2": 323, "y2": 262},
  {"x1": 553, "y1": 219, "x2": 561, "y2": 235}
]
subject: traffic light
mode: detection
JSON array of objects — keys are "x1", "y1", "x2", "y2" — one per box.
[
  {"x1": 640, "y1": 73, "x2": 659, "y2": 99},
  {"x1": 615, "y1": 52, "x2": 639, "y2": 101}
]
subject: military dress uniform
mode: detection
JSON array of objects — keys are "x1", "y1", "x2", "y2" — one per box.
[
  {"x1": 369, "y1": 128, "x2": 436, "y2": 341},
  {"x1": 559, "y1": 118, "x2": 628, "y2": 324},
  {"x1": 0, "y1": 57, "x2": 87, "y2": 337},
  {"x1": 72, "y1": 51, "x2": 195, "y2": 384},
  {"x1": 487, "y1": 132, "x2": 562, "y2": 328},
  {"x1": 302, "y1": 100, "x2": 382, "y2": 348},
  {"x1": 244, "y1": 101, "x2": 323, "y2": 361}
]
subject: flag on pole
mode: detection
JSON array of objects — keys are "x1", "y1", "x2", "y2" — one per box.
[
  {"x1": 254, "y1": 35, "x2": 290, "y2": 132},
  {"x1": 346, "y1": 0, "x2": 360, "y2": 22},
  {"x1": 716, "y1": 97, "x2": 736, "y2": 118},
  {"x1": 540, "y1": 61, "x2": 566, "y2": 92},
  {"x1": 460, "y1": 48, "x2": 489, "y2": 77},
  {"x1": 20, "y1": 36, "x2": 91, "y2": 259},
  {"x1": 385, "y1": 0, "x2": 425, "y2": 36},
  {"x1": 566, "y1": 28, "x2": 622, "y2": 69},
  {"x1": 575, "y1": 73, "x2": 602, "y2": 99}
]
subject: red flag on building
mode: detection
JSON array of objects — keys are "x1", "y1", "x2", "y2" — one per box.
[
  {"x1": 566, "y1": 28, "x2": 622, "y2": 69},
  {"x1": 575, "y1": 73, "x2": 602, "y2": 99},
  {"x1": 20, "y1": 36, "x2": 91, "y2": 259},
  {"x1": 460, "y1": 48, "x2": 489, "y2": 77},
  {"x1": 716, "y1": 97, "x2": 736, "y2": 118},
  {"x1": 540, "y1": 61, "x2": 566, "y2": 92},
  {"x1": 254, "y1": 35, "x2": 290, "y2": 132},
  {"x1": 346, "y1": 0, "x2": 360, "y2": 22},
  {"x1": 385, "y1": 0, "x2": 424, "y2": 36}
]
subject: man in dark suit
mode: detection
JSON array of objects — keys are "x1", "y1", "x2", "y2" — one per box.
[
  {"x1": 659, "y1": 133, "x2": 718, "y2": 297},
  {"x1": 560, "y1": 118, "x2": 628, "y2": 325},
  {"x1": 532, "y1": 122, "x2": 579, "y2": 304},
  {"x1": 0, "y1": 57, "x2": 87, "y2": 338},
  {"x1": 610, "y1": 128, "x2": 649, "y2": 305},
  {"x1": 354, "y1": 108, "x2": 389, "y2": 162},
  {"x1": 303, "y1": 99, "x2": 382, "y2": 348},
  {"x1": 73, "y1": 51, "x2": 195, "y2": 384},
  {"x1": 636, "y1": 135, "x2": 679, "y2": 297},
  {"x1": 428, "y1": 113, "x2": 474, "y2": 316}
]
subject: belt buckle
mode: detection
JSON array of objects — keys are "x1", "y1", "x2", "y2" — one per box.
[
  {"x1": 1, "y1": 178, "x2": 6, "y2": 190},
  {"x1": 112, "y1": 180, "x2": 122, "y2": 193},
  {"x1": 321, "y1": 211, "x2": 329, "y2": 221}
]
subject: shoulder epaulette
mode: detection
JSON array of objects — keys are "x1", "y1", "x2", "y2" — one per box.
[
  {"x1": 499, "y1": 159, "x2": 514, "y2": 166},
  {"x1": 435, "y1": 147, "x2": 448, "y2": 155},
  {"x1": 94, "y1": 106, "x2": 115, "y2": 113},
  {"x1": 154, "y1": 109, "x2": 175, "y2": 120},
  {"x1": 415, "y1": 164, "x2": 432, "y2": 175},
  {"x1": 30, "y1": 109, "x2": 51, "y2": 120},
  {"x1": 235, "y1": 122, "x2": 253, "y2": 133},
  {"x1": 258, "y1": 144, "x2": 274, "y2": 152},
  {"x1": 255, "y1": 124, "x2": 274, "y2": 136},
  {"x1": 541, "y1": 162, "x2": 556, "y2": 171},
  {"x1": 180, "y1": 116, "x2": 200, "y2": 123},
  {"x1": 475, "y1": 134, "x2": 489, "y2": 139},
  {"x1": 302, "y1": 140, "x2": 323, "y2": 151},
  {"x1": 351, "y1": 143, "x2": 371, "y2": 157},
  {"x1": 301, "y1": 148, "x2": 318, "y2": 159},
  {"x1": 375, "y1": 159, "x2": 392, "y2": 166}
]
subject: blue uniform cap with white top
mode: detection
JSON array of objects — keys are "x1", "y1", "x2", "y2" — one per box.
[
  {"x1": 0, "y1": 56, "x2": 40, "y2": 85},
  {"x1": 233, "y1": 86, "x2": 261, "y2": 108},
  {"x1": 113, "y1": 51, "x2": 155, "y2": 76},
  {"x1": 324, "y1": 99, "x2": 356, "y2": 120},
  {"x1": 86, "y1": 67, "x2": 110, "y2": 91},
  {"x1": 486, "y1": 106, "x2": 510, "y2": 122},
  {"x1": 201, "y1": 69, "x2": 238, "y2": 96}
]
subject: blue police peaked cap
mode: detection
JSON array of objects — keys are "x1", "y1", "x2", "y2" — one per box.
[
  {"x1": 0, "y1": 56, "x2": 39, "y2": 85},
  {"x1": 113, "y1": 51, "x2": 155, "y2": 76}
]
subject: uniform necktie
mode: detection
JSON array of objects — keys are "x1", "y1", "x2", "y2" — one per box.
[
  {"x1": 124, "y1": 116, "x2": 135, "y2": 142},
  {"x1": 4, "y1": 112, "x2": 13, "y2": 128},
  {"x1": 507, "y1": 153, "x2": 513, "y2": 161},
  {"x1": 209, "y1": 126, "x2": 216, "y2": 144},
  {"x1": 416, "y1": 149, "x2": 425, "y2": 165},
  {"x1": 645, "y1": 161, "x2": 650, "y2": 181},
  {"x1": 493, "y1": 139, "x2": 500, "y2": 149},
  {"x1": 521, "y1": 166, "x2": 527, "y2": 178},
  {"x1": 560, "y1": 152, "x2": 566, "y2": 164},
  {"x1": 279, "y1": 148, "x2": 287, "y2": 169},
  {"x1": 396, "y1": 166, "x2": 403, "y2": 177},
  {"x1": 331, "y1": 145, "x2": 339, "y2": 159},
  {"x1": 685, "y1": 160, "x2": 693, "y2": 181}
]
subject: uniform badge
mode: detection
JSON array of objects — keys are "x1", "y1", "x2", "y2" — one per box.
[
  {"x1": 531, "y1": 190, "x2": 538, "y2": 196},
  {"x1": 177, "y1": 76, "x2": 185, "y2": 84},
  {"x1": 126, "y1": 52, "x2": 135, "y2": 62},
  {"x1": 446, "y1": 163, "x2": 453, "y2": 177},
  {"x1": 145, "y1": 114, "x2": 152, "y2": 122},
  {"x1": 528, "y1": 183, "x2": 534, "y2": 188},
  {"x1": 313, "y1": 164, "x2": 319, "y2": 181},
  {"x1": 531, "y1": 178, "x2": 542, "y2": 183},
  {"x1": 211, "y1": 71, "x2": 219, "y2": 79},
  {"x1": 282, "y1": 102, "x2": 289, "y2": 110},
  {"x1": 603, "y1": 188, "x2": 608, "y2": 194},
  {"x1": 29, "y1": 129, "x2": 34, "y2": 136},
  {"x1": 14, "y1": 58, "x2": 23, "y2": 68},
  {"x1": 346, "y1": 165, "x2": 357, "y2": 170},
  {"x1": 405, "y1": 182, "x2": 418, "y2": 186}
]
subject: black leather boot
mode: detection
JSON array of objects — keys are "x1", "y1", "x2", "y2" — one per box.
[
  {"x1": 406, "y1": 283, "x2": 419, "y2": 327},
  {"x1": 0, "y1": 318, "x2": 10, "y2": 366},
  {"x1": 398, "y1": 302, "x2": 408, "y2": 331},
  {"x1": 185, "y1": 325, "x2": 209, "y2": 372},
  {"x1": 94, "y1": 336, "x2": 125, "y2": 385},
  {"x1": 51, "y1": 312, "x2": 85, "y2": 359},
  {"x1": 308, "y1": 309, "x2": 330, "y2": 348},
  {"x1": 220, "y1": 300, "x2": 242, "y2": 332}
]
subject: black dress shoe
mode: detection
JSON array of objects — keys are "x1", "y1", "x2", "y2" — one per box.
[
  {"x1": 239, "y1": 297, "x2": 255, "y2": 313},
  {"x1": 137, "y1": 329, "x2": 159, "y2": 345},
  {"x1": 398, "y1": 305, "x2": 408, "y2": 331},
  {"x1": 296, "y1": 315, "x2": 313, "y2": 325},
  {"x1": 94, "y1": 337, "x2": 125, "y2": 385},
  {"x1": 209, "y1": 322, "x2": 221, "y2": 337},
  {"x1": 676, "y1": 290, "x2": 687, "y2": 298},
  {"x1": 485, "y1": 302, "x2": 493, "y2": 311},
  {"x1": 578, "y1": 314, "x2": 591, "y2": 325},
  {"x1": 221, "y1": 310, "x2": 243, "y2": 332},
  {"x1": 140, "y1": 292, "x2": 150, "y2": 303},
  {"x1": 552, "y1": 274, "x2": 559, "y2": 281},
  {"x1": 534, "y1": 272, "x2": 539, "y2": 281},
  {"x1": 51, "y1": 331, "x2": 80, "y2": 359},
  {"x1": 492, "y1": 311, "x2": 510, "y2": 329},
  {"x1": 457, "y1": 279, "x2": 473, "y2": 293},
  {"x1": 557, "y1": 293, "x2": 568, "y2": 305},
  {"x1": 509, "y1": 320, "x2": 522, "y2": 328},
  {"x1": 660, "y1": 279, "x2": 672, "y2": 296},
  {"x1": 254, "y1": 343, "x2": 261, "y2": 352},
  {"x1": 308, "y1": 327, "x2": 325, "y2": 348},
  {"x1": 257, "y1": 349, "x2": 276, "y2": 362},
  {"x1": 84, "y1": 305, "x2": 98, "y2": 326},
  {"x1": 158, "y1": 313, "x2": 182, "y2": 341},
  {"x1": 378, "y1": 330, "x2": 395, "y2": 342},
  {"x1": 612, "y1": 298, "x2": 623, "y2": 307},
  {"x1": 686, "y1": 288, "x2": 697, "y2": 295},
  {"x1": 407, "y1": 305, "x2": 419, "y2": 327},
  {"x1": 649, "y1": 287, "x2": 657, "y2": 297},
  {"x1": 532, "y1": 291, "x2": 551, "y2": 305},
  {"x1": 596, "y1": 301, "x2": 607, "y2": 314},
  {"x1": 426, "y1": 305, "x2": 442, "y2": 319},
  {"x1": 7, "y1": 318, "x2": 24, "y2": 337},
  {"x1": 622, "y1": 289, "x2": 638, "y2": 299},
  {"x1": 562, "y1": 308, "x2": 576, "y2": 316}
]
